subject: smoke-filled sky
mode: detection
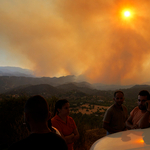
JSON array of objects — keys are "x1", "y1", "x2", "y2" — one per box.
[{"x1": 0, "y1": 0, "x2": 150, "y2": 85}]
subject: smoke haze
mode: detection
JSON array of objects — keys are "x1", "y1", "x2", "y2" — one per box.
[{"x1": 0, "y1": 0, "x2": 150, "y2": 85}]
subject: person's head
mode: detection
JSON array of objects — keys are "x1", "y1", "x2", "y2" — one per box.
[
  {"x1": 24, "y1": 95, "x2": 49, "y2": 126},
  {"x1": 138, "y1": 90, "x2": 149, "y2": 110},
  {"x1": 54, "y1": 99, "x2": 69, "y2": 117},
  {"x1": 113, "y1": 90, "x2": 124, "y2": 106}
]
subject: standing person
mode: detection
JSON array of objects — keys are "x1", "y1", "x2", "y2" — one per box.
[
  {"x1": 126, "y1": 90, "x2": 150, "y2": 129},
  {"x1": 8, "y1": 95, "x2": 68, "y2": 150},
  {"x1": 51, "y1": 99, "x2": 79, "y2": 150},
  {"x1": 103, "y1": 90, "x2": 128, "y2": 135}
]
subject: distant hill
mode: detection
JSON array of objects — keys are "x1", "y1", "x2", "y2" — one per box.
[
  {"x1": 0, "y1": 75, "x2": 76, "y2": 93},
  {"x1": 1, "y1": 66, "x2": 150, "y2": 96},
  {"x1": 4, "y1": 84, "x2": 63, "y2": 97},
  {"x1": 130, "y1": 84, "x2": 150, "y2": 89},
  {"x1": 3, "y1": 83, "x2": 92, "y2": 98},
  {"x1": 122, "y1": 85, "x2": 150, "y2": 99},
  {"x1": 0, "y1": 66, "x2": 35, "y2": 77},
  {"x1": 92, "y1": 83, "x2": 134, "y2": 90},
  {"x1": 57, "y1": 82, "x2": 98, "y2": 95},
  {"x1": 1, "y1": 78, "x2": 150, "y2": 99}
]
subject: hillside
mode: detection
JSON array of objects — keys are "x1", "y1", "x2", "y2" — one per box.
[
  {"x1": 0, "y1": 75, "x2": 76, "y2": 93},
  {"x1": 4, "y1": 84, "x2": 63, "y2": 97},
  {"x1": 57, "y1": 82, "x2": 98, "y2": 95}
]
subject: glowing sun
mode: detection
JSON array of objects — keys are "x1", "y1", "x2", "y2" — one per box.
[{"x1": 124, "y1": 11, "x2": 131, "y2": 17}]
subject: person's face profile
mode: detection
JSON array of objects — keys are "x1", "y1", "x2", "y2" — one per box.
[
  {"x1": 138, "y1": 95, "x2": 147, "y2": 110},
  {"x1": 58, "y1": 103, "x2": 70, "y2": 116}
]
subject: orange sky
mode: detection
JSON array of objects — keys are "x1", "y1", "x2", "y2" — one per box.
[{"x1": 0, "y1": 0, "x2": 150, "y2": 85}]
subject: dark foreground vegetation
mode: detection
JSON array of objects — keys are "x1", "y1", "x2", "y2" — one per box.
[{"x1": 0, "y1": 91, "x2": 140, "y2": 150}]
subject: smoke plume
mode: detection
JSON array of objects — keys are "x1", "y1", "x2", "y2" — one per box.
[{"x1": 0, "y1": 0, "x2": 150, "y2": 84}]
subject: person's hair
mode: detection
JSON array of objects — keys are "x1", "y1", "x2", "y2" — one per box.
[
  {"x1": 54, "y1": 99, "x2": 69, "y2": 116},
  {"x1": 48, "y1": 119, "x2": 56, "y2": 133},
  {"x1": 114, "y1": 90, "x2": 124, "y2": 97},
  {"x1": 24, "y1": 95, "x2": 49, "y2": 122},
  {"x1": 138, "y1": 90, "x2": 150, "y2": 100}
]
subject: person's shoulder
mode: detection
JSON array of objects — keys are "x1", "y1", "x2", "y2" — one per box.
[
  {"x1": 51, "y1": 115, "x2": 57, "y2": 120},
  {"x1": 130, "y1": 106, "x2": 139, "y2": 114},
  {"x1": 106, "y1": 104, "x2": 114, "y2": 111},
  {"x1": 122, "y1": 104, "x2": 127, "y2": 110},
  {"x1": 8, "y1": 138, "x2": 28, "y2": 150},
  {"x1": 47, "y1": 132, "x2": 61, "y2": 138},
  {"x1": 51, "y1": 115, "x2": 59, "y2": 123},
  {"x1": 67, "y1": 115, "x2": 73, "y2": 120},
  {"x1": 47, "y1": 133, "x2": 68, "y2": 149},
  {"x1": 67, "y1": 116, "x2": 75, "y2": 122},
  {"x1": 132, "y1": 106, "x2": 139, "y2": 111},
  {"x1": 8, "y1": 133, "x2": 67, "y2": 150}
]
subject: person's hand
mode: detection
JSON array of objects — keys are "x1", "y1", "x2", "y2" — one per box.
[
  {"x1": 146, "y1": 101, "x2": 150, "y2": 112},
  {"x1": 132, "y1": 124, "x2": 138, "y2": 129}
]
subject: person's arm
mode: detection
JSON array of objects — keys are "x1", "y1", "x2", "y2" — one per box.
[
  {"x1": 102, "y1": 107, "x2": 120, "y2": 134},
  {"x1": 72, "y1": 128, "x2": 79, "y2": 141},
  {"x1": 102, "y1": 122, "x2": 121, "y2": 134},
  {"x1": 138, "y1": 111, "x2": 150, "y2": 128},
  {"x1": 60, "y1": 132, "x2": 75, "y2": 144},
  {"x1": 138, "y1": 101, "x2": 150, "y2": 128},
  {"x1": 126, "y1": 115, "x2": 139, "y2": 129},
  {"x1": 51, "y1": 120, "x2": 72, "y2": 143},
  {"x1": 61, "y1": 127, "x2": 79, "y2": 144}
]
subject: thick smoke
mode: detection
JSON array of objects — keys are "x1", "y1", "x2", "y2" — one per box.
[{"x1": 0, "y1": 0, "x2": 150, "y2": 84}]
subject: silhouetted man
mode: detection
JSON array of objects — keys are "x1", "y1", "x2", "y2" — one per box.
[
  {"x1": 8, "y1": 95, "x2": 68, "y2": 150},
  {"x1": 103, "y1": 90, "x2": 128, "y2": 135},
  {"x1": 126, "y1": 90, "x2": 150, "y2": 129}
]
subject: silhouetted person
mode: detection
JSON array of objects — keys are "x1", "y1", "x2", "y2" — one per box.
[
  {"x1": 126, "y1": 90, "x2": 150, "y2": 129},
  {"x1": 8, "y1": 95, "x2": 68, "y2": 150},
  {"x1": 103, "y1": 91, "x2": 128, "y2": 135}
]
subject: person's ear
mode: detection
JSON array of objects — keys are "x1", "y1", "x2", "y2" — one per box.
[{"x1": 57, "y1": 108, "x2": 61, "y2": 113}]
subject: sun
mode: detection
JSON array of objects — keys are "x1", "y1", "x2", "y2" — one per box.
[
  {"x1": 124, "y1": 11, "x2": 130, "y2": 17},
  {"x1": 121, "y1": 9, "x2": 132, "y2": 19}
]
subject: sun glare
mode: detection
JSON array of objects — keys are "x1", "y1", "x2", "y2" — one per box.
[
  {"x1": 124, "y1": 11, "x2": 130, "y2": 17},
  {"x1": 136, "y1": 139, "x2": 144, "y2": 144},
  {"x1": 121, "y1": 9, "x2": 132, "y2": 19}
]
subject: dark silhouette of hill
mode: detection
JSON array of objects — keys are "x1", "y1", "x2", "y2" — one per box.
[
  {"x1": 122, "y1": 85, "x2": 150, "y2": 100},
  {"x1": 130, "y1": 84, "x2": 150, "y2": 89},
  {"x1": 57, "y1": 83, "x2": 80, "y2": 91},
  {"x1": 4, "y1": 84, "x2": 62, "y2": 97},
  {"x1": 56, "y1": 82, "x2": 98, "y2": 95},
  {"x1": 3, "y1": 82, "x2": 97, "y2": 97},
  {"x1": 92, "y1": 83, "x2": 133, "y2": 90},
  {"x1": 1, "y1": 74, "x2": 150, "y2": 99},
  {"x1": 0, "y1": 75, "x2": 76, "y2": 93},
  {"x1": 73, "y1": 82, "x2": 92, "y2": 88}
]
